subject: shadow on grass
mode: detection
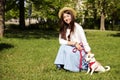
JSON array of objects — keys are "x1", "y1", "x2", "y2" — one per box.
[
  {"x1": 0, "y1": 43, "x2": 14, "y2": 51},
  {"x1": 4, "y1": 24, "x2": 59, "y2": 39},
  {"x1": 109, "y1": 32, "x2": 120, "y2": 37}
]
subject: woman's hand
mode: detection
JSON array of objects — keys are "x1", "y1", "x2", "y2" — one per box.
[
  {"x1": 67, "y1": 41, "x2": 83, "y2": 50},
  {"x1": 75, "y1": 43, "x2": 83, "y2": 50}
]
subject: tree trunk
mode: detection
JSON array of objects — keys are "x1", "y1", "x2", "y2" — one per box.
[
  {"x1": 100, "y1": 12, "x2": 105, "y2": 31},
  {"x1": 93, "y1": 0, "x2": 97, "y2": 29},
  {"x1": 0, "y1": 0, "x2": 5, "y2": 37},
  {"x1": 100, "y1": 0, "x2": 106, "y2": 31},
  {"x1": 19, "y1": 0, "x2": 25, "y2": 29}
]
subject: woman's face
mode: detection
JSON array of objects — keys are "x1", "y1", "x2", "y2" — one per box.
[{"x1": 63, "y1": 13, "x2": 72, "y2": 24}]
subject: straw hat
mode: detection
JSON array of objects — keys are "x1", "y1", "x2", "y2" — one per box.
[{"x1": 58, "y1": 7, "x2": 77, "y2": 18}]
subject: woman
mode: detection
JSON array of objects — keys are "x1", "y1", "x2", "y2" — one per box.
[{"x1": 54, "y1": 7, "x2": 91, "y2": 72}]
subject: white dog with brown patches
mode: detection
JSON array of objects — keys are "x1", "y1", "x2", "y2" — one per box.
[{"x1": 85, "y1": 53, "x2": 110, "y2": 75}]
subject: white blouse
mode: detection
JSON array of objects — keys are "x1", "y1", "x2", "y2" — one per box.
[{"x1": 59, "y1": 22, "x2": 91, "y2": 52}]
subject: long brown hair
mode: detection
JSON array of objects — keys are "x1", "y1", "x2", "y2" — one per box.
[{"x1": 59, "y1": 10, "x2": 75, "y2": 41}]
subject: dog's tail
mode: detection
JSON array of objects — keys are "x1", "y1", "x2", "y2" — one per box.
[{"x1": 105, "y1": 66, "x2": 110, "y2": 71}]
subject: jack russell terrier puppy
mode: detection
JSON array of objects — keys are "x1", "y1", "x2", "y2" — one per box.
[{"x1": 85, "y1": 53, "x2": 110, "y2": 75}]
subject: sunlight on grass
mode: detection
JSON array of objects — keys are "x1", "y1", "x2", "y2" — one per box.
[{"x1": 0, "y1": 30, "x2": 120, "y2": 80}]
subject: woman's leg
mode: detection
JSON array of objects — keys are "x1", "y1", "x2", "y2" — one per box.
[
  {"x1": 54, "y1": 45, "x2": 66, "y2": 69},
  {"x1": 63, "y1": 46, "x2": 80, "y2": 72},
  {"x1": 54, "y1": 45, "x2": 88, "y2": 72}
]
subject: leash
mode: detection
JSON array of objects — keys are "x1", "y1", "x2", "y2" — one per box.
[{"x1": 72, "y1": 43, "x2": 86, "y2": 70}]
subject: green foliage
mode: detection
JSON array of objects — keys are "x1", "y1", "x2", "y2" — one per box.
[
  {"x1": 5, "y1": 0, "x2": 17, "y2": 12},
  {"x1": 31, "y1": 0, "x2": 74, "y2": 19},
  {"x1": 5, "y1": 0, "x2": 19, "y2": 20},
  {"x1": 0, "y1": 29, "x2": 120, "y2": 80},
  {"x1": 5, "y1": 9, "x2": 19, "y2": 20},
  {"x1": 5, "y1": 0, "x2": 120, "y2": 30}
]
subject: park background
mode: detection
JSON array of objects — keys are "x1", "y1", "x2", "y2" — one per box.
[{"x1": 0, "y1": 0, "x2": 120, "y2": 80}]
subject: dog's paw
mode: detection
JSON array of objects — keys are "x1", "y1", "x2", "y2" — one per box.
[
  {"x1": 86, "y1": 72, "x2": 89, "y2": 75},
  {"x1": 90, "y1": 73, "x2": 93, "y2": 75},
  {"x1": 90, "y1": 72, "x2": 94, "y2": 75}
]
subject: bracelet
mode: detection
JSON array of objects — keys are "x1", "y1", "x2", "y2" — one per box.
[{"x1": 74, "y1": 42, "x2": 77, "y2": 47}]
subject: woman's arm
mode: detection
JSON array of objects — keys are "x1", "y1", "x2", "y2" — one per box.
[
  {"x1": 59, "y1": 35, "x2": 76, "y2": 46},
  {"x1": 67, "y1": 41, "x2": 84, "y2": 51},
  {"x1": 59, "y1": 33, "x2": 85, "y2": 51},
  {"x1": 59, "y1": 34, "x2": 78, "y2": 46},
  {"x1": 76, "y1": 23, "x2": 91, "y2": 53},
  {"x1": 59, "y1": 34, "x2": 68, "y2": 44}
]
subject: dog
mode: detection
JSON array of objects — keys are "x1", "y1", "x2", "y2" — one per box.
[{"x1": 85, "y1": 53, "x2": 110, "y2": 75}]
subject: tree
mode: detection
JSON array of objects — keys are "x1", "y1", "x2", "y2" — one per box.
[
  {"x1": 5, "y1": 0, "x2": 119, "y2": 30},
  {"x1": 75, "y1": 0, "x2": 86, "y2": 25},
  {"x1": 100, "y1": 0, "x2": 106, "y2": 31},
  {"x1": 0, "y1": 0, "x2": 5, "y2": 37},
  {"x1": 19, "y1": 0, "x2": 25, "y2": 29},
  {"x1": 108, "y1": 0, "x2": 120, "y2": 30},
  {"x1": 5, "y1": 0, "x2": 25, "y2": 29},
  {"x1": 29, "y1": 0, "x2": 74, "y2": 29},
  {"x1": 5, "y1": 0, "x2": 19, "y2": 20},
  {"x1": 84, "y1": 0, "x2": 112, "y2": 30}
]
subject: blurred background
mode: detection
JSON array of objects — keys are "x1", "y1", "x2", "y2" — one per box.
[{"x1": 0, "y1": 0, "x2": 120, "y2": 37}]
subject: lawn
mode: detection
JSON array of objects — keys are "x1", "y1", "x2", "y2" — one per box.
[{"x1": 0, "y1": 29, "x2": 120, "y2": 80}]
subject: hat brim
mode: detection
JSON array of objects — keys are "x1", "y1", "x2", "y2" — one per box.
[{"x1": 58, "y1": 7, "x2": 77, "y2": 18}]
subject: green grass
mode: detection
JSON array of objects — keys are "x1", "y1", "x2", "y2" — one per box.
[{"x1": 0, "y1": 29, "x2": 120, "y2": 80}]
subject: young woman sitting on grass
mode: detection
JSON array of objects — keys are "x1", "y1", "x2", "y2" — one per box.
[{"x1": 54, "y1": 7, "x2": 92, "y2": 72}]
